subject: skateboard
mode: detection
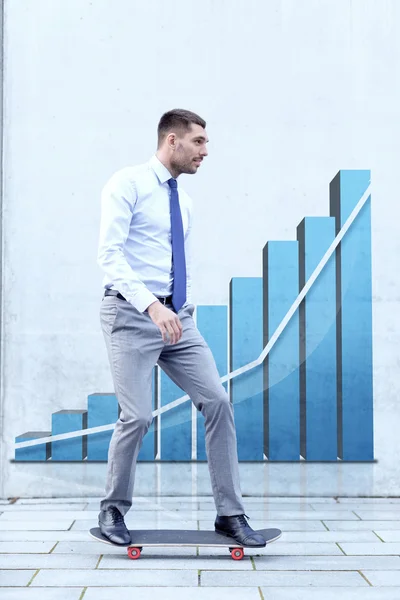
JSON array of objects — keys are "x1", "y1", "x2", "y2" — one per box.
[{"x1": 89, "y1": 527, "x2": 282, "y2": 560}]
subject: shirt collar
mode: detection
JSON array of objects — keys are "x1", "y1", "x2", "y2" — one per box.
[{"x1": 149, "y1": 155, "x2": 173, "y2": 185}]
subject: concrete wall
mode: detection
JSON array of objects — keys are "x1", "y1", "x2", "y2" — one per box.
[
  {"x1": 1, "y1": 0, "x2": 400, "y2": 497},
  {"x1": 0, "y1": 0, "x2": 4, "y2": 497}
]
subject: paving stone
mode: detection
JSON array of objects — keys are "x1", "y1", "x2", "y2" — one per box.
[
  {"x1": 297, "y1": 498, "x2": 337, "y2": 503},
  {"x1": 53, "y1": 541, "x2": 199, "y2": 556},
  {"x1": 253, "y1": 555, "x2": 400, "y2": 570},
  {"x1": 337, "y1": 498, "x2": 400, "y2": 504},
  {"x1": 31, "y1": 568, "x2": 198, "y2": 587},
  {"x1": 354, "y1": 511, "x2": 400, "y2": 520},
  {"x1": 84, "y1": 587, "x2": 260, "y2": 599},
  {"x1": 340, "y1": 542, "x2": 400, "y2": 555},
  {"x1": 0, "y1": 531, "x2": 92, "y2": 542},
  {"x1": 363, "y1": 570, "x2": 400, "y2": 586},
  {"x1": 245, "y1": 497, "x2": 337, "y2": 503},
  {"x1": 16, "y1": 498, "x2": 100, "y2": 504},
  {"x1": 0, "y1": 511, "x2": 102, "y2": 521},
  {"x1": 0, "y1": 570, "x2": 35, "y2": 586},
  {"x1": 261, "y1": 588, "x2": 400, "y2": 599},
  {"x1": 0, "y1": 553, "x2": 98, "y2": 568},
  {"x1": 297, "y1": 511, "x2": 360, "y2": 520},
  {"x1": 0, "y1": 521, "x2": 74, "y2": 531},
  {"x1": 70, "y1": 519, "x2": 98, "y2": 535},
  {"x1": 134, "y1": 496, "x2": 204, "y2": 502},
  {"x1": 0, "y1": 589, "x2": 83, "y2": 600},
  {"x1": 0, "y1": 542, "x2": 55, "y2": 553},
  {"x1": 375, "y1": 530, "x2": 400, "y2": 542},
  {"x1": 201, "y1": 570, "x2": 367, "y2": 586},
  {"x1": 253, "y1": 510, "x2": 359, "y2": 520},
  {"x1": 199, "y1": 502, "x2": 316, "y2": 511},
  {"x1": 86, "y1": 501, "x2": 201, "y2": 511},
  {"x1": 259, "y1": 542, "x2": 342, "y2": 556},
  {"x1": 99, "y1": 554, "x2": 252, "y2": 569},
  {"x1": 323, "y1": 520, "x2": 400, "y2": 531},
  {"x1": 316, "y1": 503, "x2": 400, "y2": 512},
  {"x1": 53, "y1": 541, "x2": 123, "y2": 554},
  {"x1": 281, "y1": 531, "x2": 378, "y2": 542},
  {"x1": 0, "y1": 504, "x2": 87, "y2": 512}
]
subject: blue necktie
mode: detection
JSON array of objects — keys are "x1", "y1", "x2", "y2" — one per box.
[{"x1": 168, "y1": 178, "x2": 187, "y2": 311}]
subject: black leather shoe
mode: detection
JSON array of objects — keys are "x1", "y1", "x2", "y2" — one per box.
[
  {"x1": 215, "y1": 514, "x2": 266, "y2": 547},
  {"x1": 98, "y1": 506, "x2": 131, "y2": 545}
]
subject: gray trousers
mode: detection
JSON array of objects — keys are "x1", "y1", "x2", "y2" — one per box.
[{"x1": 99, "y1": 295, "x2": 245, "y2": 517}]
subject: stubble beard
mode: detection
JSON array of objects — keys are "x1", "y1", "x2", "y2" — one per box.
[{"x1": 171, "y1": 155, "x2": 197, "y2": 176}]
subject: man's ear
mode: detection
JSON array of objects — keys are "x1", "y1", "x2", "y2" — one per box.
[{"x1": 167, "y1": 132, "x2": 177, "y2": 150}]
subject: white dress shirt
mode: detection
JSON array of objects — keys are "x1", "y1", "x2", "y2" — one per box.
[{"x1": 98, "y1": 155, "x2": 192, "y2": 312}]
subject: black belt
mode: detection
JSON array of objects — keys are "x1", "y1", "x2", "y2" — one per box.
[{"x1": 104, "y1": 289, "x2": 173, "y2": 305}]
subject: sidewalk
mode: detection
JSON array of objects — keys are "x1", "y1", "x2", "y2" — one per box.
[{"x1": 1, "y1": 495, "x2": 400, "y2": 599}]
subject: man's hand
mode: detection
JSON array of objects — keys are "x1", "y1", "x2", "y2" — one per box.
[{"x1": 147, "y1": 301, "x2": 183, "y2": 344}]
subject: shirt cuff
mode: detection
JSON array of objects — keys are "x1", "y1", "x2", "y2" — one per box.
[{"x1": 129, "y1": 289, "x2": 159, "y2": 313}]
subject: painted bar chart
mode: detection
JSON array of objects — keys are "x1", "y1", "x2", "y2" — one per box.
[
  {"x1": 14, "y1": 170, "x2": 374, "y2": 463},
  {"x1": 159, "y1": 369, "x2": 191, "y2": 461},
  {"x1": 15, "y1": 432, "x2": 51, "y2": 461},
  {"x1": 87, "y1": 393, "x2": 119, "y2": 461},
  {"x1": 196, "y1": 305, "x2": 228, "y2": 460},
  {"x1": 138, "y1": 368, "x2": 157, "y2": 461},
  {"x1": 297, "y1": 217, "x2": 337, "y2": 460},
  {"x1": 52, "y1": 410, "x2": 88, "y2": 461},
  {"x1": 230, "y1": 277, "x2": 264, "y2": 460},
  {"x1": 330, "y1": 171, "x2": 373, "y2": 460},
  {"x1": 263, "y1": 242, "x2": 300, "y2": 460}
]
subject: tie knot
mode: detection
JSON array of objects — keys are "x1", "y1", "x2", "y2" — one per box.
[{"x1": 168, "y1": 178, "x2": 178, "y2": 190}]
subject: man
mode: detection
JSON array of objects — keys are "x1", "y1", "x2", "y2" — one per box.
[{"x1": 97, "y1": 108, "x2": 265, "y2": 548}]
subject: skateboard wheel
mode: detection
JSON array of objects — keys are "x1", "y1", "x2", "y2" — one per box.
[
  {"x1": 230, "y1": 547, "x2": 244, "y2": 560},
  {"x1": 127, "y1": 547, "x2": 141, "y2": 560}
]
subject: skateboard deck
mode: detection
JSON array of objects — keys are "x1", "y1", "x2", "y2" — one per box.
[{"x1": 89, "y1": 527, "x2": 282, "y2": 560}]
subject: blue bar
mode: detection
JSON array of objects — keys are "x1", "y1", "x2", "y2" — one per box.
[
  {"x1": 160, "y1": 370, "x2": 191, "y2": 461},
  {"x1": 230, "y1": 277, "x2": 264, "y2": 460},
  {"x1": 15, "y1": 432, "x2": 51, "y2": 461},
  {"x1": 196, "y1": 305, "x2": 228, "y2": 460},
  {"x1": 297, "y1": 218, "x2": 337, "y2": 460},
  {"x1": 51, "y1": 410, "x2": 88, "y2": 461},
  {"x1": 87, "y1": 393, "x2": 119, "y2": 461},
  {"x1": 138, "y1": 367, "x2": 157, "y2": 461},
  {"x1": 330, "y1": 170, "x2": 373, "y2": 460},
  {"x1": 263, "y1": 241, "x2": 300, "y2": 460}
]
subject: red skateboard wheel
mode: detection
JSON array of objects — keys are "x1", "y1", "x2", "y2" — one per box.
[
  {"x1": 127, "y1": 547, "x2": 141, "y2": 560},
  {"x1": 230, "y1": 547, "x2": 244, "y2": 560}
]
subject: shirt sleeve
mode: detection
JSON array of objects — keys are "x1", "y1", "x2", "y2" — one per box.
[{"x1": 97, "y1": 169, "x2": 158, "y2": 312}]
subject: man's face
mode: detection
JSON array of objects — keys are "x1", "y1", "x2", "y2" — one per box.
[{"x1": 171, "y1": 124, "x2": 209, "y2": 175}]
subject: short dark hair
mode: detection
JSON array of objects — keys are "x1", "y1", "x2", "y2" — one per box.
[{"x1": 157, "y1": 109, "x2": 206, "y2": 147}]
